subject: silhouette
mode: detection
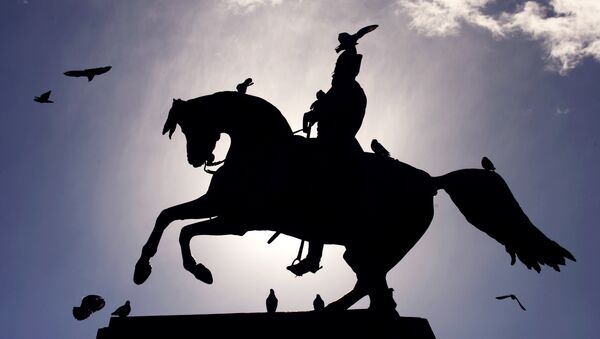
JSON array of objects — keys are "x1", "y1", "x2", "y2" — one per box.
[
  {"x1": 335, "y1": 25, "x2": 379, "y2": 53},
  {"x1": 266, "y1": 289, "x2": 278, "y2": 313},
  {"x1": 292, "y1": 25, "x2": 379, "y2": 276},
  {"x1": 496, "y1": 294, "x2": 526, "y2": 311},
  {"x1": 313, "y1": 294, "x2": 325, "y2": 311},
  {"x1": 33, "y1": 90, "x2": 53, "y2": 103},
  {"x1": 72, "y1": 294, "x2": 105, "y2": 321},
  {"x1": 371, "y1": 139, "x2": 390, "y2": 157},
  {"x1": 481, "y1": 156, "x2": 496, "y2": 171},
  {"x1": 236, "y1": 78, "x2": 254, "y2": 94},
  {"x1": 133, "y1": 91, "x2": 574, "y2": 312},
  {"x1": 64, "y1": 66, "x2": 112, "y2": 81},
  {"x1": 111, "y1": 300, "x2": 131, "y2": 317}
]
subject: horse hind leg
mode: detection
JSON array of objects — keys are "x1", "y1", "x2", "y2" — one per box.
[
  {"x1": 178, "y1": 217, "x2": 247, "y2": 284},
  {"x1": 324, "y1": 249, "x2": 395, "y2": 312},
  {"x1": 325, "y1": 280, "x2": 368, "y2": 311},
  {"x1": 328, "y1": 247, "x2": 398, "y2": 312}
]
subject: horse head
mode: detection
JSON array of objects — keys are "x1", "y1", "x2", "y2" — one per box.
[{"x1": 163, "y1": 98, "x2": 221, "y2": 168}]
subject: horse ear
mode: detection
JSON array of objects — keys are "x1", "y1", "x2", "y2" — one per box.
[{"x1": 163, "y1": 101, "x2": 181, "y2": 139}]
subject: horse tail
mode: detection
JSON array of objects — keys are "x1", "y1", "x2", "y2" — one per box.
[{"x1": 431, "y1": 169, "x2": 575, "y2": 272}]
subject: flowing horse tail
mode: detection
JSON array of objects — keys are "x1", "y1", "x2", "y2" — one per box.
[{"x1": 431, "y1": 169, "x2": 576, "y2": 272}]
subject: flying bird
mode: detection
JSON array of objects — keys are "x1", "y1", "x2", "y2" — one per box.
[
  {"x1": 336, "y1": 24, "x2": 379, "y2": 53},
  {"x1": 266, "y1": 289, "x2": 278, "y2": 313},
  {"x1": 496, "y1": 294, "x2": 526, "y2": 311},
  {"x1": 481, "y1": 156, "x2": 496, "y2": 171},
  {"x1": 313, "y1": 294, "x2": 325, "y2": 311},
  {"x1": 34, "y1": 90, "x2": 53, "y2": 103},
  {"x1": 111, "y1": 300, "x2": 131, "y2": 317},
  {"x1": 236, "y1": 78, "x2": 254, "y2": 94},
  {"x1": 64, "y1": 66, "x2": 112, "y2": 82},
  {"x1": 371, "y1": 139, "x2": 390, "y2": 157},
  {"x1": 72, "y1": 295, "x2": 105, "y2": 321}
]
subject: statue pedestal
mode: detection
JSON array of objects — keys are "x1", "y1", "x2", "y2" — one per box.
[{"x1": 96, "y1": 309, "x2": 436, "y2": 338}]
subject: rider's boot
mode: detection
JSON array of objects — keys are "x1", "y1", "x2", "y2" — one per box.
[
  {"x1": 286, "y1": 242, "x2": 324, "y2": 276},
  {"x1": 287, "y1": 258, "x2": 322, "y2": 277}
]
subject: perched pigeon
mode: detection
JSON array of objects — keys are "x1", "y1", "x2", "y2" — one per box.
[
  {"x1": 336, "y1": 24, "x2": 379, "y2": 53},
  {"x1": 236, "y1": 78, "x2": 254, "y2": 94},
  {"x1": 313, "y1": 294, "x2": 325, "y2": 311},
  {"x1": 481, "y1": 156, "x2": 496, "y2": 171},
  {"x1": 371, "y1": 139, "x2": 390, "y2": 157},
  {"x1": 496, "y1": 294, "x2": 526, "y2": 311},
  {"x1": 266, "y1": 289, "x2": 278, "y2": 313},
  {"x1": 72, "y1": 295, "x2": 105, "y2": 321},
  {"x1": 111, "y1": 300, "x2": 131, "y2": 317},
  {"x1": 34, "y1": 90, "x2": 53, "y2": 103}
]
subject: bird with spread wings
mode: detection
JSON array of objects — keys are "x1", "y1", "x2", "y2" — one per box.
[{"x1": 496, "y1": 294, "x2": 526, "y2": 311}]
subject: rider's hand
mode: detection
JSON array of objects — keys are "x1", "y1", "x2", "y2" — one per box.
[{"x1": 303, "y1": 111, "x2": 316, "y2": 133}]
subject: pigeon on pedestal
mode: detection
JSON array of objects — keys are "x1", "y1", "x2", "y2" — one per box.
[
  {"x1": 313, "y1": 294, "x2": 325, "y2": 311},
  {"x1": 266, "y1": 289, "x2": 278, "y2": 313},
  {"x1": 111, "y1": 300, "x2": 131, "y2": 317}
]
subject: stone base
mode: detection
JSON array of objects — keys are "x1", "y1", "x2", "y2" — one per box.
[{"x1": 97, "y1": 309, "x2": 435, "y2": 339}]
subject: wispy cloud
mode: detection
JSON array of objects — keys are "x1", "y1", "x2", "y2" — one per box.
[
  {"x1": 398, "y1": 0, "x2": 504, "y2": 37},
  {"x1": 397, "y1": 0, "x2": 600, "y2": 74},
  {"x1": 222, "y1": 0, "x2": 283, "y2": 13},
  {"x1": 555, "y1": 106, "x2": 570, "y2": 115}
]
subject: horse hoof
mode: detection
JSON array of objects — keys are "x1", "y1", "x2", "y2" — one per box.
[
  {"x1": 133, "y1": 259, "x2": 152, "y2": 285},
  {"x1": 191, "y1": 263, "x2": 213, "y2": 284}
]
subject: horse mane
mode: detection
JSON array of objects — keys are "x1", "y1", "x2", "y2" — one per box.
[
  {"x1": 165, "y1": 91, "x2": 294, "y2": 141},
  {"x1": 204, "y1": 91, "x2": 294, "y2": 138}
]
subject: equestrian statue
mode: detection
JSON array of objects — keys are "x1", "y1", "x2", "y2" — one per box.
[{"x1": 132, "y1": 25, "x2": 575, "y2": 312}]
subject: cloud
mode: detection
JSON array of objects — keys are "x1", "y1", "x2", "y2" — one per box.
[
  {"x1": 555, "y1": 106, "x2": 570, "y2": 115},
  {"x1": 397, "y1": 0, "x2": 600, "y2": 74},
  {"x1": 222, "y1": 0, "x2": 283, "y2": 13},
  {"x1": 398, "y1": 0, "x2": 504, "y2": 37}
]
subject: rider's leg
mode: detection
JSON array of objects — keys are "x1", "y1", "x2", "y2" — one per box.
[{"x1": 179, "y1": 217, "x2": 247, "y2": 284}]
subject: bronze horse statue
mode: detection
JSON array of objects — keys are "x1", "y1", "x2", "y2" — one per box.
[{"x1": 134, "y1": 91, "x2": 575, "y2": 311}]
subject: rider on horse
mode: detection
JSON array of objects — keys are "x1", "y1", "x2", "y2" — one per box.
[{"x1": 287, "y1": 25, "x2": 378, "y2": 277}]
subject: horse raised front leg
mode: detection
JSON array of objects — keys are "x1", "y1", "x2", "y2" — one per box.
[
  {"x1": 178, "y1": 217, "x2": 247, "y2": 284},
  {"x1": 133, "y1": 195, "x2": 216, "y2": 285}
]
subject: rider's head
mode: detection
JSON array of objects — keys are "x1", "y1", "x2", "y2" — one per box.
[{"x1": 336, "y1": 33, "x2": 357, "y2": 53}]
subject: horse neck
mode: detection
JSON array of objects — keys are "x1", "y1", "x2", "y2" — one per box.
[
  {"x1": 223, "y1": 120, "x2": 282, "y2": 163},
  {"x1": 217, "y1": 104, "x2": 291, "y2": 163}
]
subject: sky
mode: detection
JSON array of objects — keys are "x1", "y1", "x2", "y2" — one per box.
[{"x1": 1, "y1": 0, "x2": 599, "y2": 338}]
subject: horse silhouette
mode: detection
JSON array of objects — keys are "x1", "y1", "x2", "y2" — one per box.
[{"x1": 134, "y1": 91, "x2": 575, "y2": 311}]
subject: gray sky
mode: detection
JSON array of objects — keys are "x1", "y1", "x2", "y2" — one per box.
[{"x1": 1, "y1": 0, "x2": 599, "y2": 338}]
